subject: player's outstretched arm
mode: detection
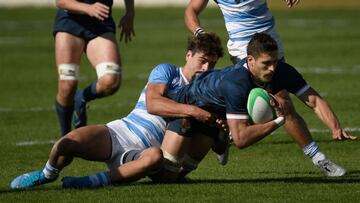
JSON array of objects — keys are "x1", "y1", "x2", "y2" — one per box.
[
  {"x1": 184, "y1": 0, "x2": 209, "y2": 34},
  {"x1": 298, "y1": 87, "x2": 357, "y2": 141},
  {"x1": 146, "y1": 83, "x2": 212, "y2": 122},
  {"x1": 118, "y1": 0, "x2": 135, "y2": 43}
]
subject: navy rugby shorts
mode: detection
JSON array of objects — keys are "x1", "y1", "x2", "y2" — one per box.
[
  {"x1": 53, "y1": 9, "x2": 116, "y2": 42},
  {"x1": 167, "y1": 118, "x2": 220, "y2": 138}
]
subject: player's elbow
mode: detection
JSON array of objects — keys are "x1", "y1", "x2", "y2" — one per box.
[
  {"x1": 232, "y1": 133, "x2": 249, "y2": 149},
  {"x1": 146, "y1": 102, "x2": 158, "y2": 115}
]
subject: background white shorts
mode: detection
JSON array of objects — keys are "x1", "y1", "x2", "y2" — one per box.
[{"x1": 227, "y1": 27, "x2": 285, "y2": 61}]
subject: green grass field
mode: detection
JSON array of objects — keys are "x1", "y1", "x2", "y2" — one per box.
[{"x1": 1, "y1": 7, "x2": 360, "y2": 202}]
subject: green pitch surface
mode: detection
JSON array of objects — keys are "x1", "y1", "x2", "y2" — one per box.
[{"x1": 1, "y1": 7, "x2": 360, "y2": 202}]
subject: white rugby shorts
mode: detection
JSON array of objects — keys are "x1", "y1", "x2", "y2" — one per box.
[
  {"x1": 228, "y1": 27, "x2": 285, "y2": 62},
  {"x1": 105, "y1": 119, "x2": 147, "y2": 170}
]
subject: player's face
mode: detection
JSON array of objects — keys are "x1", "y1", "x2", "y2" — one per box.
[
  {"x1": 248, "y1": 52, "x2": 278, "y2": 83},
  {"x1": 186, "y1": 51, "x2": 218, "y2": 74}
]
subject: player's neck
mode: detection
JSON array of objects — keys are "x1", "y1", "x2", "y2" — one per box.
[{"x1": 181, "y1": 66, "x2": 193, "y2": 82}]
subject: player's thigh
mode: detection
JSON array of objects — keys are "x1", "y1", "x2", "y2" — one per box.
[
  {"x1": 55, "y1": 32, "x2": 85, "y2": 64},
  {"x1": 62, "y1": 125, "x2": 112, "y2": 161},
  {"x1": 186, "y1": 133, "x2": 213, "y2": 162},
  {"x1": 161, "y1": 130, "x2": 192, "y2": 158},
  {"x1": 86, "y1": 32, "x2": 121, "y2": 66}
]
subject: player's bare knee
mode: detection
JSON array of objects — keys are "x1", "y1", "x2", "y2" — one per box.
[
  {"x1": 140, "y1": 148, "x2": 163, "y2": 170},
  {"x1": 98, "y1": 74, "x2": 121, "y2": 95},
  {"x1": 147, "y1": 147, "x2": 163, "y2": 167},
  {"x1": 55, "y1": 137, "x2": 76, "y2": 155},
  {"x1": 56, "y1": 131, "x2": 83, "y2": 154},
  {"x1": 96, "y1": 62, "x2": 122, "y2": 95}
]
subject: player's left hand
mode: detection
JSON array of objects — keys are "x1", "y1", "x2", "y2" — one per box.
[
  {"x1": 118, "y1": 13, "x2": 135, "y2": 43},
  {"x1": 269, "y1": 94, "x2": 285, "y2": 118},
  {"x1": 332, "y1": 128, "x2": 357, "y2": 141}
]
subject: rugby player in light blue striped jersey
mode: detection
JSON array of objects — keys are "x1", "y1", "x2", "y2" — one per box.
[{"x1": 10, "y1": 33, "x2": 224, "y2": 189}]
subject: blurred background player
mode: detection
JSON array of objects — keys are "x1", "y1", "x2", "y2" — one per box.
[
  {"x1": 10, "y1": 33, "x2": 224, "y2": 189},
  {"x1": 157, "y1": 33, "x2": 354, "y2": 182},
  {"x1": 185, "y1": 0, "x2": 300, "y2": 63},
  {"x1": 54, "y1": 0, "x2": 135, "y2": 136}
]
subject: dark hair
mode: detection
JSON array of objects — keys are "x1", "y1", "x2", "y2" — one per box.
[
  {"x1": 187, "y1": 32, "x2": 224, "y2": 59},
  {"x1": 247, "y1": 33, "x2": 278, "y2": 59}
]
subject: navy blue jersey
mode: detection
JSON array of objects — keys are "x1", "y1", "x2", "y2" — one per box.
[{"x1": 173, "y1": 58, "x2": 308, "y2": 119}]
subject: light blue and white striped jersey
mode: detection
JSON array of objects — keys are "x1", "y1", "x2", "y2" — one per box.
[
  {"x1": 121, "y1": 64, "x2": 189, "y2": 148},
  {"x1": 215, "y1": 0, "x2": 284, "y2": 60}
]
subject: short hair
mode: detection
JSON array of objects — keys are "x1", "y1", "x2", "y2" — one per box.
[
  {"x1": 187, "y1": 32, "x2": 224, "y2": 59},
  {"x1": 247, "y1": 33, "x2": 278, "y2": 59}
]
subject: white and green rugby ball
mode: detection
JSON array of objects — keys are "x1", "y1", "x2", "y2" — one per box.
[{"x1": 247, "y1": 88, "x2": 276, "y2": 124}]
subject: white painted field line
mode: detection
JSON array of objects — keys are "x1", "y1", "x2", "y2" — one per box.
[
  {"x1": 16, "y1": 140, "x2": 56, "y2": 146},
  {"x1": 272, "y1": 127, "x2": 360, "y2": 135},
  {"x1": 297, "y1": 66, "x2": 360, "y2": 75},
  {"x1": 15, "y1": 128, "x2": 360, "y2": 146},
  {"x1": 0, "y1": 102, "x2": 130, "y2": 113}
]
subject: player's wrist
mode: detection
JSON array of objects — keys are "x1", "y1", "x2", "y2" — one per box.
[
  {"x1": 194, "y1": 27, "x2": 205, "y2": 37},
  {"x1": 274, "y1": 116, "x2": 285, "y2": 126}
]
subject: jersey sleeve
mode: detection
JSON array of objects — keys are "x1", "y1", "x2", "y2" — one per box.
[
  {"x1": 147, "y1": 64, "x2": 177, "y2": 85},
  {"x1": 271, "y1": 62, "x2": 308, "y2": 95}
]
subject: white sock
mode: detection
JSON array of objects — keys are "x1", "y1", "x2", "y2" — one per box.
[
  {"x1": 42, "y1": 160, "x2": 60, "y2": 180},
  {"x1": 312, "y1": 152, "x2": 326, "y2": 165}
]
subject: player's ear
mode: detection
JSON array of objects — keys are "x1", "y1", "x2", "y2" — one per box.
[
  {"x1": 247, "y1": 55, "x2": 255, "y2": 65},
  {"x1": 185, "y1": 50, "x2": 193, "y2": 61}
]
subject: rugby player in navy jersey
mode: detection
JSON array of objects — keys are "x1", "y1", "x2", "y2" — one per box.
[
  {"x1": 54, "y1": 0, "x2": 135, "y2": 136},
  {"x1": 157, "y1": 33, "x2": 356, "y2": 181},
  {"x1": 10, "y1": 33, "x2": 225, "y2": 189}
]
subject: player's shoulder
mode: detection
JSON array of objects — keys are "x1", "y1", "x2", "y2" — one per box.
[
  {"x1": 153, "y1": 63, "x2": 178, "y2": 71},
  {"x1": 151, "y1": 63, "x2": 179, "y2": 75},
  {"x1": 222, "y1": 60, "x2": 250, "y2": 81},
  {"x1": 148, "y1": 63, "x2": 180, "y2": 83},
  {"x1": 275, "y1": 61, "x2": 301, "y2": 76}
]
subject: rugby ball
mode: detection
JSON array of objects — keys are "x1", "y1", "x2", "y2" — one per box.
[{"x1": 247, "y1": 88, "x2": 276, "y2": 124}]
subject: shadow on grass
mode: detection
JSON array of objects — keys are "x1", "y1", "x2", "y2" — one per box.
[
  {"x1": 142, "y1": 169, "x2": 360, "y2": 185},
  {"x1": 1, "y1": 170, "x2": 359, "y2": 194}
]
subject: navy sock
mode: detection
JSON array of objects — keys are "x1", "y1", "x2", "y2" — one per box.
[
  {"x1": 55, "y1": 101, "x2": 73, "y2": 136},
  {"x1": 82, "y1": 81, "x2": 103, "y2": 102}
]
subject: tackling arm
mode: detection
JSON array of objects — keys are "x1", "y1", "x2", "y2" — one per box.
[
  {"x1": 298, "y1": 87, "x2": 357, "y2": 140},
  {"x1": 146, "y1": 83, "x2": 212, "y2": 122},
  {"x1": 184, "y1": 0, "x2": 209, "y2": 34}
]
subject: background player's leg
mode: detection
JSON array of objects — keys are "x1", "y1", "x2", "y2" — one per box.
[
  {"x1": 55, "y1": 32, "x2": 84, "y2": 136},
  {"x1": 73, "y1": 33, "x2": 122, "y2": 128}
]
